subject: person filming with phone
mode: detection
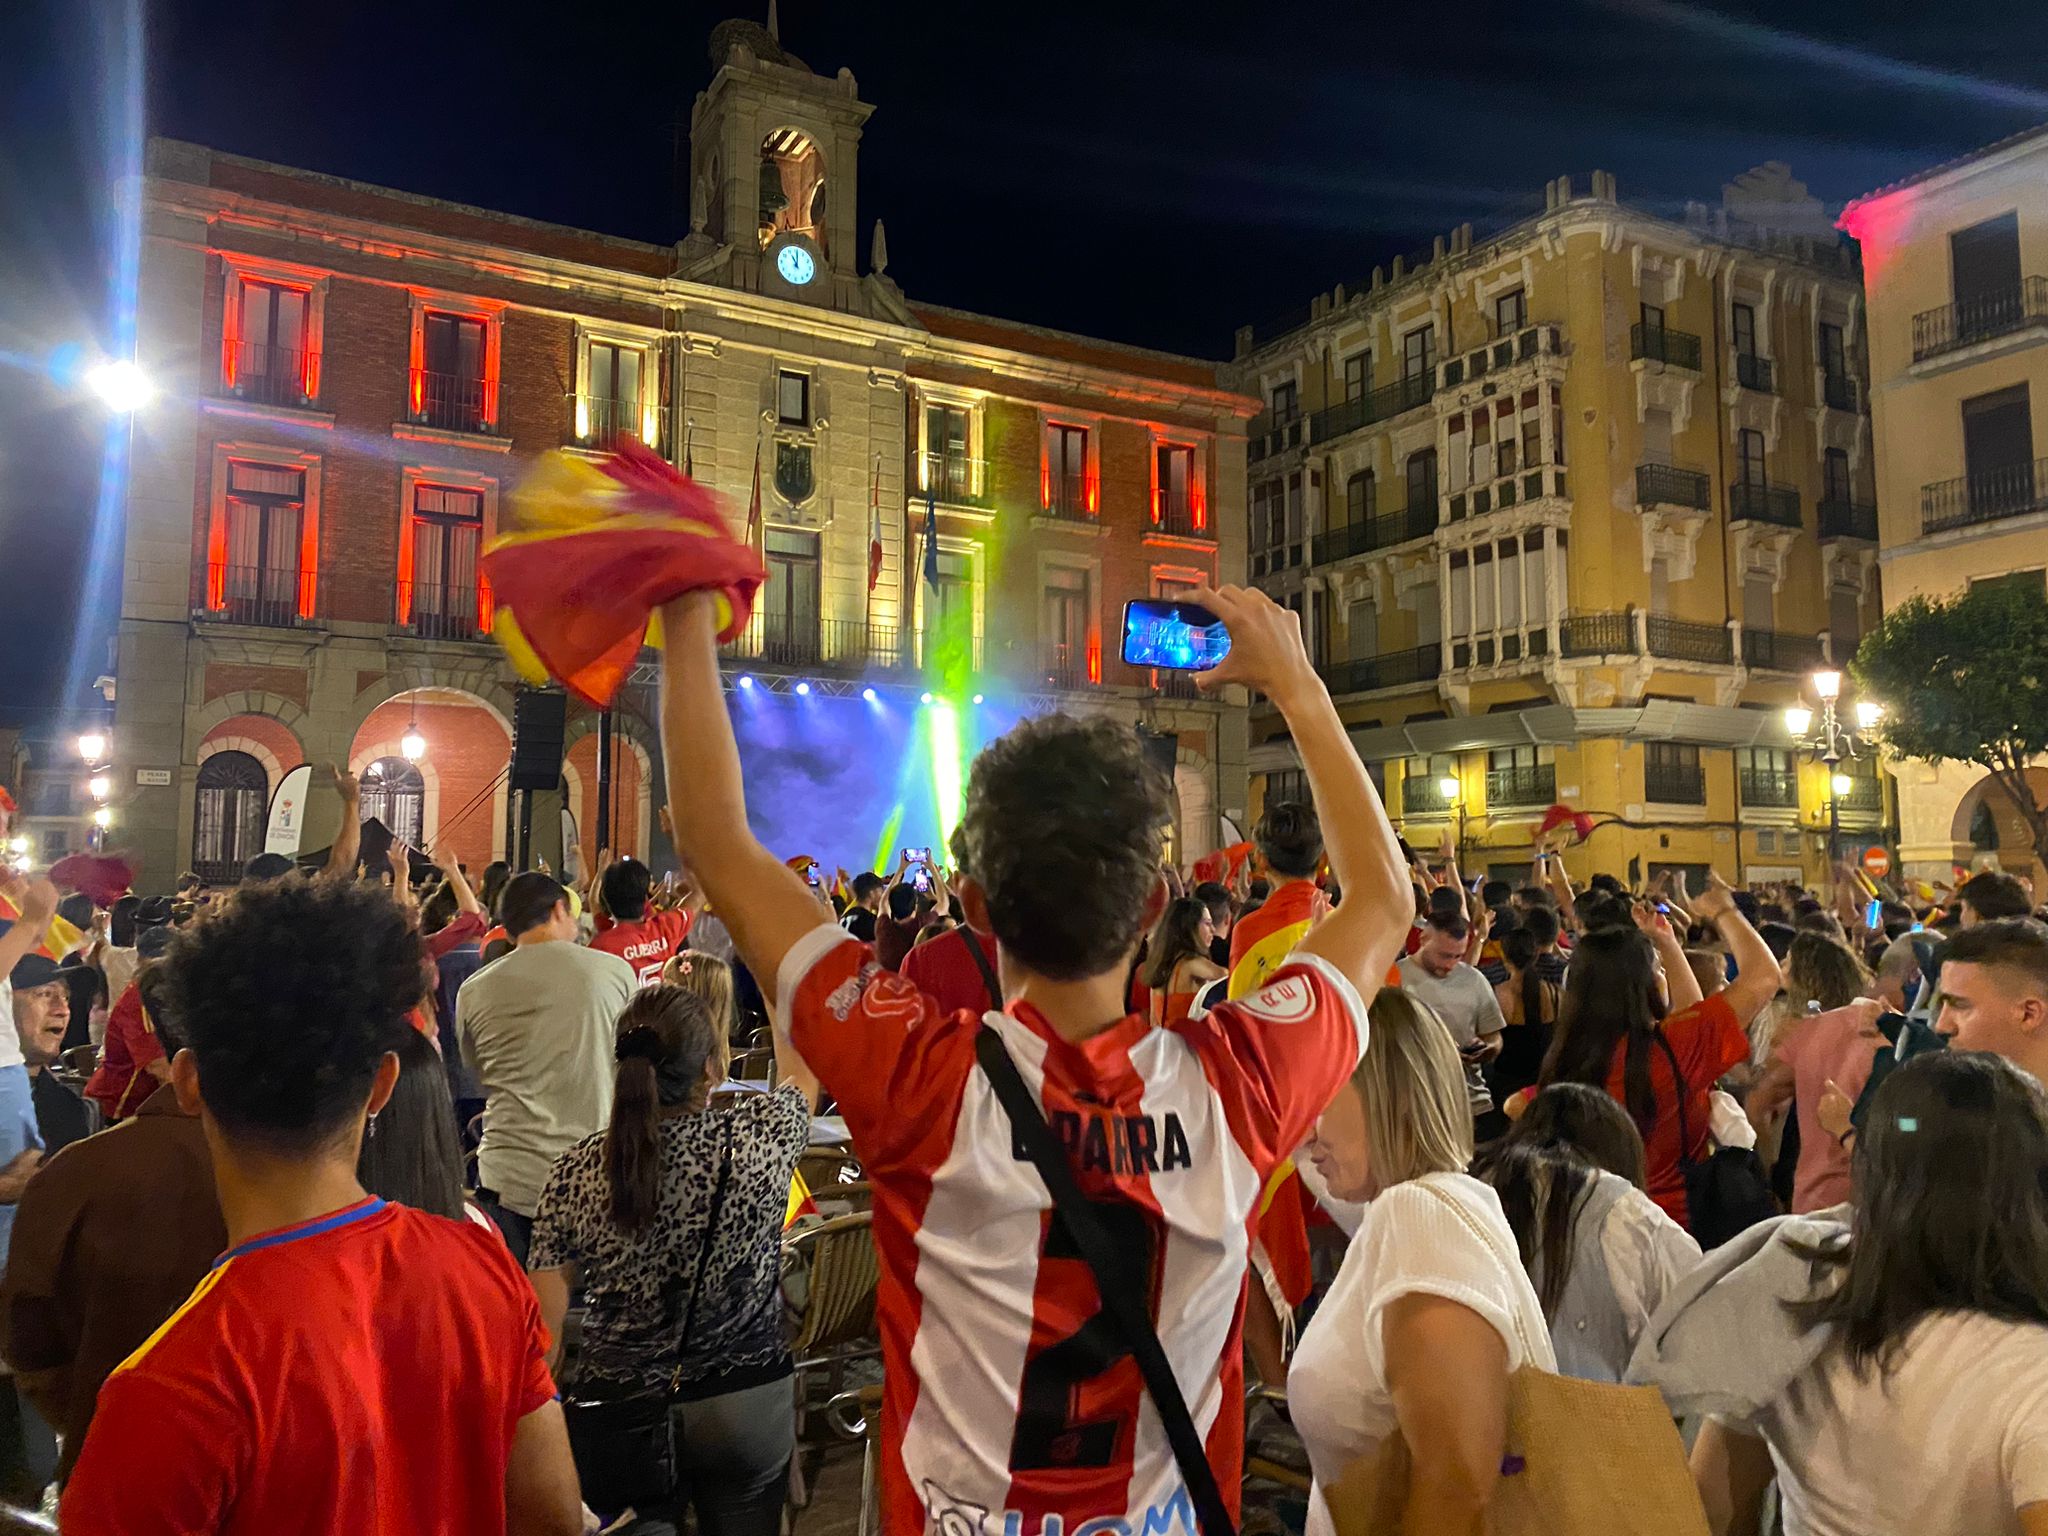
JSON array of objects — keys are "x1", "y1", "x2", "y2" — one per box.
[
  {"x1": 654, "y1": 581, "x2": 1411, "y2": 1536},
  {"x1": 1398, "y1": 910, "x2": 1508, "y2": 1138}
]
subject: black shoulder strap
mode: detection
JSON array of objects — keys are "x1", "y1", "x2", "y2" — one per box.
[
  {"x1": 1651, "y1": 1029, "x2": 1698, "y2": 1173},
  {"x1": 963, "y1": 929, "x2": 1004, "y2": 1010},
  {"x1": 974, "y1": 1026, "x2": 1237, "y2": 1536}
]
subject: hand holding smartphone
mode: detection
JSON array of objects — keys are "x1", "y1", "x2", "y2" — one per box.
[{"x1": 1120, "y1": 599, "x2": 1232, "y2": 672}]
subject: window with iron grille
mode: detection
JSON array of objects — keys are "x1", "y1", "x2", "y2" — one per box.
[
  {"x1": 409, "y1": 484, "x2": 484, "y2": 637},
  {"x1": 421, "y1": 313, "x2": 488, "y2": 431},
  {"x1": 587, "y1": 341, "x2": 644, "y2": 447},
  {"x1": 193, "y1": 751, "x2": 268, "y2": 878},
  {"x1": 231, "y1": 279, "x2": 311, "y2": 404},
  {"x1": 219, "y1": 461, "x2": 307, "y2": 622},
  {"x1": 927, "y1": 404, "x2": 972, "y2": 501},
  {"x1": 359, "y1": 758, "x2": 425, "y2": 849}
]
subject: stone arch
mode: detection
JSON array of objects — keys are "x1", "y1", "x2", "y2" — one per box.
[
  {"x1": 1173, "y1": 739, "x2": 1219, "y2": 864},
  {"x1": 1948, "y1": 766, "x2": 2048, "y2": 877},
  {"x1": 347, "y1": 685, "x2": 511, "y2": 870},
  {"x1": 562, "y1": 707, "x2": 658, "y2": 867},
  {"x1": 197, "y1": 712, "x2": 307, "y2": 793},
  {"x1": 189, "y1": 691, "x2": 308, "y2": 759}
]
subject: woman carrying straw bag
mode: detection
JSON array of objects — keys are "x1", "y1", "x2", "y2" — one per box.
[{"x1": 1290, "y1": 990, "x2": 1708, "y2": 1536}]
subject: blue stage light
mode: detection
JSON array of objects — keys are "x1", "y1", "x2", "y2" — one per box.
[{"x1": 738, "y1": 675, "x2": 755, "y2": 690}]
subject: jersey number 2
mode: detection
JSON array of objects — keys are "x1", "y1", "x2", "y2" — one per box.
[{"x1": 1010, "y1": 1196, "x2": 1164, "y2": 1471}]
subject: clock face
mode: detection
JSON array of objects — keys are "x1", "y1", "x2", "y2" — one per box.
[{"x1": 777, "y1": 244, "x2": 817, "y2": 286}]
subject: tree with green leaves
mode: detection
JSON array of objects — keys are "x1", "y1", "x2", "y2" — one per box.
[{"x1": 1853, "y1": 580, "x2": 2048, "y2": 868}]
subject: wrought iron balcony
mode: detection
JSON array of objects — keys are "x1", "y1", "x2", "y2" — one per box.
[
  {"x1": 1043, "y1": 472, "x2": 1095, "y2": 523},
  {"x1": 923, "y1": 452, "x2": 996, "y2": 511},
  {"x1": 1041, "y1": 642, "x2": 1098, "y2": 691},
  {"x1": 722, "y1": 615, "x2": 909, "y2": 672},
  {"x1": 222, "y1": 342, "x2": 318, "y2": 408},
  {"x1": 1645, "y1": 759, "x2": 1706, "y2": 805},
  {"x1": 1316, "y1": 644, "x2": 1442, "y2": 697},
  {"x1": 1911, "y1": 277, "x2": 2048, "y2": 362},
  {"x1": 408, "y1": 368, "x2": 494, "y2": 434},
  {"x1": 1401, "y1": 775, "x2": 1454, "y2": 817},
  {"x1": 1560, "y1": 612, "x2": 1633, "y2": 658},
  {"x1": 198, "y1": 564, "x2": 313, "y2": 629},
  {"x1": 1312, "y1": 503, "x2": 1438, "y2": 563},
  {"x1": 1305, "y1": 372, "x2": 1436, "y2": 445},
  {"x1": 1739, "y1": 767, "x2": 1799, "y2": 808},
  {"x1": 1646, "y1": 616, "x2": 1733, "y2": 665},
  {"x1": 401, "y1": 582, "x2": 490, "y2": 642},
  {"x1": 1822, "y1": 372, "x2": 1859, "y2": 412},
  {"x1": 1741, "y1": 629, "x2": 1825, "y2": 672},
  {"x1": 1486, "y1": 763, "x2": 1556, "y2": 809},
  {"x1": 1817, "y1": 498, "x2": 1878, "y2": 541},
  {"x1": 1152, "y1": 496, "x2": 1213, "y2": 540},
  {"x1": 1835, "y1": 775, "x2": 1885, "y2": 814},
  {"x1": 1636, "y1": 463, "x2": 1712, "y2": 512},
  {"x1": 1736, "y1": 353, "x2": 1775, "y2": 393},
  {"x1": 1729, "y1": 482, "x2": 1802, "y2": 529},
  {"x1": 577, "y1": 394, "x2": 653, "y2": 452},
  {"x1": 1631, "y1": 323, "x2": 1703, "y2": 371},
  {"x1": 1922, "y1": 458, "x2": 2048, "y2": 535}
]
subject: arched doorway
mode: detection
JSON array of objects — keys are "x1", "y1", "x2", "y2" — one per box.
[
  {"x1": 193, "y1": 750, "x2": 269, "y2": 882},
  {"x1": 359, "y1": 757, "x2": 426, "y2": 847}
]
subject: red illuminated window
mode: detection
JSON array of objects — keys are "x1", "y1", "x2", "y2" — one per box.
[
  {"x1": 206, "y1": 461, "x2": 314, "y2": 626},
  {"x1": 1155, "y1": 444, "x2": 1199, "y2": 534},
  {"x1": 414, "y1": 314, "x2": 490, "y2": 432},
  {"x1": 403, "y1": 484, "x2": 487, "y2": 639},
  {"x1": 1045, "y1": 423, "x2": 1092, "y2": 518},
  {"x1": 223, "y1": 279, "x2": 316, "y2": 406}
]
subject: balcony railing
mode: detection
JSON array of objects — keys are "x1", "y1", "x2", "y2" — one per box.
[
  {"x1": 1631, "y1": 323, "x2": 1703, "y2": 372},
  {"x1": 1401, "y1": 775, "x2": 1454, "y2": 817},
  {"x1": 223, "y1": 342, "x2": 318, "y2": 408},
  {"x1": 1645, "y1": 759, "x2": 1707, "y2": 805},
  {"x1": 1306, "y1": 372, "x2": 1437, "y2": 446},
  {"x1": 1044, "y1": 473, "x2": 1094, "y2": 522},
  {"x1": 1742, "y1": 628, "x2": 1825, "y2": 672},
  {"x1": 720, "y1": 615, "x2": 913, "y2": 672},
  {"x1": 1922, "y1": 458, "x2": 2048, "y2": 535},
  {"x1": 1822, "y1": 372, "x2": 1859, "y2": 412},
  {"x1": 1735, "y1": 353, "x2": 1775, "y2": 393},
  {"x1": 1646, "y1": 616, "x2": 1733, "y2": 664},
  {"x1": 1486, "y1": 763, "x2": 1556, "y2": 808},
  {"x1": 923, "y1": 453, "x2": 996, "y2": 511},
  {"x1": 409, "y1": 368, "x2": 493, "y2": 434},
  {"x1": 578, "y1": 395, "x2": 651, "y2": 452},
  {"x1": 1911, "y1": 277, "x2": 2048, "y2": 362},
  {"x1": 1152, "y1": 498, "x2": 1213, "y2": 540},
  {"x1": 1437, "y1": 324, "x2": 1565, "y2": 389},
  {"x1": 1316, "y1": 644, "x2": 1442, "y2": 697},
  {"x1": 1560, "y1": 612, "x2": 1633, "y2": 658},
  {"x1": 1729, "y1": 482, "x2": 1802, "y2": 528},
  {"x1": 1312, "y1": 503, "x2": 1439, "y2": 563},
  {"x1": 1739, "y1": 767, "x2": 1799, "y2": 808},
  {"x1": 198, "y1": 564, "x2": 313, "y2": 629},
  {"x1": 402, "y1": 583, "x2": 489, "y2": 641},
  {"x1": 1041, "y1": 643, "x2": 1098, "y2": 691},
  {"x1": 1836, "y1": 775, "x2": 1885, "y2": 814},
  {"x1": 1635, "y1": 463, "x2": 1712, "y2": 512},
  {"x1": 1817, "y1": 498, "x2": 1878, "y2": 541}
]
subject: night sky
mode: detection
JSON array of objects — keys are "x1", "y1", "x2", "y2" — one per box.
[{"x1": 4, "y1": 0, "x2": 2047, "y2": 727}]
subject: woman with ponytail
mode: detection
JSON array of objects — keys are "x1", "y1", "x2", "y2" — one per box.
[{"x1": 528, "y1": 985, "x2": 818, "y2": 1534}]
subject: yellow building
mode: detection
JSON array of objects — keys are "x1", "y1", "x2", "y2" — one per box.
[
  {"x1": 1232, "y1": 166, "x2": 1887, "y2": 888},
  {"x1": 1842, "y1": 125, "x2": 2048, "y2": 885}
]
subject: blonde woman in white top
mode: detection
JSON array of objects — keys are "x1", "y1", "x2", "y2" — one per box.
[{"x1": 1289, "y1": 989, "x2": 1555, "y2": 1536}]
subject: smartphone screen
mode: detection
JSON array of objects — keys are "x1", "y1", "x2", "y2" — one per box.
[
  {"x1": 1865, "y1": 897, "x2": 1883, "y2": 927},
  {"x1": 1121, "y1": 598, "x2": 1231, "y2": 672}
]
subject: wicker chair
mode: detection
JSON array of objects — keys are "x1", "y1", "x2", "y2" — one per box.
[
  {"x1": 796, "y1": 1148, "x2": 865, "y2": 1194},
  {"x1": 825, "y1": 1381, "x2": 887, "y2": 1536},
  {"x1": 783, "y1": 1210, "x2": 881, "y2": 1510},
  {"x1": 727, "y1": 1046, "x2": 778, "y2": 1086}
]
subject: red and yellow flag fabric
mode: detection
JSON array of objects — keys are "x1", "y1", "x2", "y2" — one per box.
[{"x1": 481, "y1": 440, "x2": 766, "y2": 709}]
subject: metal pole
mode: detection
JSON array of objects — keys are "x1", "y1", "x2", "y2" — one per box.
[
  {"x1": 517, "y1": 790, "x2": 534, "y2": 871},
  {"x1": 595, "y1": 707, "x2": 614, "y2": 860}
]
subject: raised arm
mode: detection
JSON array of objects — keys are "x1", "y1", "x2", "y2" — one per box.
[
  {"x1": 431, "y1": 839, "x2": 482, "y2": 916},
  {"x1": 1636, "y1": 900, "x2": 1703, "y2": 1013},
  {"x1": 1192, "y1": 586, "x2": 1408, "y2": 995},
  {"x1": 658, "y1": 593, "x2": 840, "y2": 1010},
  {"x1": 320, "y1": 765, "x2": 360, "y2": 881},
  {"x1": 1690, "y1": 873, "x2": 1783, "y2": 1025}
]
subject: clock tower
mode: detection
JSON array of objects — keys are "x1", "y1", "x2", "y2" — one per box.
[{"x1": 680, "y1": 14, "x2": 876, "y2": 311}]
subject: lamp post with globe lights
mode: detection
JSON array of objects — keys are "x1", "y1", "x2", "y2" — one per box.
[{"x1": 1783, "y1": 669, "x2": 1885, "y2": 869}]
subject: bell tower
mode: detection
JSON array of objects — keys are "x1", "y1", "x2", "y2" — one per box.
[{"x1": 681, "y1": 13, "x2": 875, "y2": 310}]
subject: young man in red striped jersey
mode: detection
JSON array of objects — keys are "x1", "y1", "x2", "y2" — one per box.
[{"x1": 657, "y1": 583, "x2": 1411, "y2": 1536}]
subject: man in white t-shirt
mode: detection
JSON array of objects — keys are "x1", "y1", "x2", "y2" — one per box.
[
  {"x1": 654, "y1": 583, "x2": 1415, "y2": 1536},
  {"x1": 1396, "y1": 912, "x2": 1504, "y2": 1116},
  {"x1": 456, "y1": 871, "x2": 634, "y2": 1263},
  {"x1": 1932, "y1": 916, "x2": 2048, "y2": 1082}
]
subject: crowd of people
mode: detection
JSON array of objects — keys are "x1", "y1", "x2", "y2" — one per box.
[{"x1": 0, "y1": 581, "x2": 2044, "y2": 1534}]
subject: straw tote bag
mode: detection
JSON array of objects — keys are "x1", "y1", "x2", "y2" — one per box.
[{"x1": 1321, "y1": 1183, "x2": 1710, "y2": 1536}]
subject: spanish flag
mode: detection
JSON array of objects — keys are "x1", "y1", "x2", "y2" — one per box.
[
  {"x1": 0, "y1": 891, "x2": 85, "y2": 964},
  {"x1": 481, "y1": 440, "x2": 766, "y2": 709}
]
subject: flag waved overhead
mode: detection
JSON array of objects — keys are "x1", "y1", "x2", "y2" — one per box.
[{"x1": 482, "y1": 441, "x2": 766, "y2": 708}]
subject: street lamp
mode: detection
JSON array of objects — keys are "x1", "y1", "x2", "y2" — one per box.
[
  {"x1": 83, "y1": 359, "x2": 154, "y2": 414},
  {"x1": 1437, "y1": 775, "x2": 1467, "y2": 868},
  {"x1": 1785, "y1": 670, "x2": 1885, "y2": 867},
  {"x1": 76, "y1": 731, "x2": 107, "y2": 764},
  {"x1": 87, "y1": 774, "x2": 110, "y2": 802},
  {"x1": 400, "y1": 721, "x2": 428, "y2": 763},
  {"x1": 91, "y1": 807, "x2": 112, "y2": 830}
]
